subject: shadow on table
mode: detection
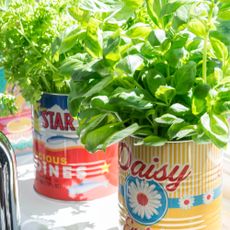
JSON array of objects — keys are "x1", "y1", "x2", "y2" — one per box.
[
  {"x1": 58, "y1": 222, "x2": 95, "y2": 230},
  {"x1": 19, "y1": 178, "x2": 91, "y2": 228}
]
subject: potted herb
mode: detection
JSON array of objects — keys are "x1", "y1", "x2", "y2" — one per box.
[
  {"x1": 68, "y1": 0, "x2": 230, "y2": 228},
  {"x1": 1, "y1": 61, "x2": 16, "y2": 117},
  {"x1": 0, "y1": 93, "x2": 17, "y2": 117},
  {"x1": 0, "y1": 0, "x2": 119, "y2": 201}
]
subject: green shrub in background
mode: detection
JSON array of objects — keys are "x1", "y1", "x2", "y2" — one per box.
[
  {"x1": 0, "y1": 0, "x2": 130, "y2": 104},
  {"x1": 0, "y1": 0, "x2": 79, "y2": 103}
]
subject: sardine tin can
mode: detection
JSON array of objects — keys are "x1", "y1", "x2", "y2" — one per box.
[
  {"x1": 33, "y1": 93, "x2": 118, "y2": 201},
  {"x1": 119, "y1": 137, "x2": 222, "y2": 230}
]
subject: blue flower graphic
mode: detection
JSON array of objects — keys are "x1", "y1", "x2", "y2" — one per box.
[{"x1": 125, "y1": 176, "x2": 168, "y2": 226}]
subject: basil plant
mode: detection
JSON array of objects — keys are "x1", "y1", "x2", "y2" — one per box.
[{"x1": 67, "y1": 0, "x2": 230, "y2": 152}]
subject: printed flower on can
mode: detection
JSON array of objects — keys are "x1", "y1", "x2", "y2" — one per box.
[
  {"x1": 128, "y1": 179, "x2": 162, "y2": 218},
  {"x1": 203, "y1": 191, "x2": 214, "y2": 204},
  {"x1": 179, "y1": 195, "x2": 194, "y2": 209},
  {"x1": 125, "y1": 176, "x2": 168, "y2": 225}
]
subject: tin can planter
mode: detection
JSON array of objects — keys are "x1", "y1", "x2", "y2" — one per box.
[
  {"x1": 223, "y1": 148, "x2": 230, "y2": 201},
  {"x1": 33, "y1": 93, "x2": 118, "y2": 201},
  {"x1": 0, "y1": 68, "x2": 33, "y2": 155},
  {"x1": 119, "y1": 137, "x2": 222, "y2": 230}
]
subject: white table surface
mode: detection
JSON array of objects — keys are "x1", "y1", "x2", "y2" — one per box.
[{"x1": 16, "y1": 153, "x2": 230, "y2": 230}]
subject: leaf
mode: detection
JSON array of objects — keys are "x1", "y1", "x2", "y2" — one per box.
[
  {"x1": 193, "y1": 83, "x2": 210, "y2": 99},
  {"x1": 113, "y1": 91, "x2": 153, "y2": 110},
  {"x1": 218, "y1": 4, "x2": 230, "y2": 20},
  {"x1": 188, "y1": 19, "x2": 206, "y2": 38},
  {"x1": 186, "y1": 38, "x2": 202, "y2": 51},
  {"x1": 200, "y1": 113, "x2": 229, "y2": 148},
  {"x1": 67, "y1": 95, "x2": 82, "y2": 117},
  {"x1": 155, "y1": 85, "x2": 176, "y2": 105},
  {"x1": 142, "y1": 69, "x2": 166, "y2": 96},
  {"x1": 103, "y1": 123, "x2": 140, "y2": 148},
  {"x1": 144, "y1": 135, "x2": 167, "y2": 146},
  {"x1": 210, "y1": 114, "x2": 229, "y2": 135},
  {"x1": 161, "y1": 39, "x2": 171, "y2": 53},
  {"x1": 155, "y1": 113, "x2": 184, "y2": 125},
  {"x1": 72, "y1": 67, "x2": 101, "y2": 81},
  {"x1": 192, "y1": 96, "x2": 206, "y2": 115},
  {"x1": 85, "y1": 122, "x2": 123, "y2": 152},
  {"x1": 219, "y1": 0, "x2": 230, "y2": 3},
  {"x1": 78, "y1": 0, "x2": 121, "y2": 13},
  {"x1": 173, "y1": 5, "x2": 189, "y2": 25},
  {"x1": 126, "y1": 23, "x2": 151, "y2": 39},
  {"x1": 148, "y1": 29, "x2": 166, "y2": 47},
  {"x1": 104, "y1": 36, "x2": 121, "y2": 62},
  {"x1": 134, "y1": 127, "x2": 154, "y2": 137},
  {"x1": 85, "y1": 18, "x2": 103, "y2": 58},
  {"x1": 91, "y1": 95, "x2": 117, "y2": 111},
  {"x1": 169, "y1": 103, "x2": 190, "y2": 116},
  {"x1": 141, "y1": 42, "x2": 156, "y2": 58},
  {"x1": 116, "y1": 55, "x2": 143, "y2": 75},
  {"x1": 59, "y1": 53, "x2": 89, "y2": 75},
  {"x1": 167, "y1": 121, "x2": 185, "y2": 139},
  {"x1": 207, "y1": 68, "x2": 223, "y2": 87},
  {"x1": 79, "y1": 113, "x2": 108, "y2": 140},
  {"x1": 173, "y1": 61, "x2": 196, "y2": 95},
  {"x1": 160, "y1": 1, "x2": 189, "y2": 17},
  {"x1": 214, "y1": 101, "x2": 230, "y2": 114},
  {"x1": 83, "y1": 76, "x2": 114, "y2": 97},
  {"x1": 60, "y1": 29, "x2": 85, "y2": 54},
  {"x1": 115, "y1": 0, "x2": 144, "y2": 19},
  {"x1": 136, "y1": 135, "x2": 167, "y2": 146},
  {"x1": 146, "y1": 0, "x2": 160, "y2": 27},
  {"x1": 92, "y1": 59, "x2": 114, "y2": 76},
  {"x1": 210, "y1": 37, "x2": 228, "y2": 61},
  {"x1": 172, "y1": 33, "x2": 189, "y2": 49},
  {"x1": 166, "y1": 48, "x2": 184, "y2": 67},
  {"x1": 217, "y1": 88, "x2": 230, "y2": 100},
  {"x1": 174, "y1": 125, "x2": 197, "y2": 140},
  {"x1": 122, "y1": 0, "x2": 144, "y2": 9}
]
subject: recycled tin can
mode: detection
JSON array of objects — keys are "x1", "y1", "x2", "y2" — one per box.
[
  {"x1": 0, "y1": 110, "x2": 32, "y2": 155},
  {"x1": 119, "y1": 137, "x2": 222, "y2": 230},
  {"x1": 33, "y1": 93, "x2": 118, "y2": 201},
  {"x1": 0, "y1": 68, "x2": 33, "y2": 155},
  {"x1": 223, "y1": 136, "x2": 230, "y2": 201}
]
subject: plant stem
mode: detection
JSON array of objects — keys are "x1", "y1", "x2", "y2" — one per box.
[
  {"x1": 41, "y1": 75, "x2": 52, "y2": 92},
  {"x1": 202, "y1": 35, "x2": 208, "y2": 83},
  {"x1": 145, "y1": 0, "x2": 161, "y2": 28},
  {"x1": 202, "y1": 1, "x2": 215, "y2": 84},
  {"x1": 18, "y1": 20, "x2": 58, "y2": 74}
]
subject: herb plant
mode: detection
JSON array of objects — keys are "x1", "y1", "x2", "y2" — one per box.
[
  {"x1": 0, "y1": 0, "x2": 79, "y2": 103},
  {"x1": 68, "y1": 0, "x2": 230, "y2": 152},
  {"x1": 0, "y1": 93, "x2": 17, "y2": 116}
]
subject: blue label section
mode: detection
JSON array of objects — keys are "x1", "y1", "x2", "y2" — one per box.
[
  {"x1": 168, "y1": 186, "x2": 222, "y2": 208},
  {"x1": 40, "y1": 93, "x2": 68, "y2": 110},
  {"x1": 0, "y1": 68, "x2": 6, "y2": 93},
  {"x1": 120, "y1": 184, "x2": 222, "y2": 209}
]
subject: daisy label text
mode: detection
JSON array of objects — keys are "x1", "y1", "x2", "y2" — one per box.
[{"x1": 119, "y1": 149, "x2": 192, "y2": 192}]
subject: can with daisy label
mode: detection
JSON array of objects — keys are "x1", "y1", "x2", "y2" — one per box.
[
  {"x1": 119, "y1": 137, "x2": 222, "y2": 229},
  {"x1": 33, "y1": 93, "x2": 118, "y2": 201}
]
